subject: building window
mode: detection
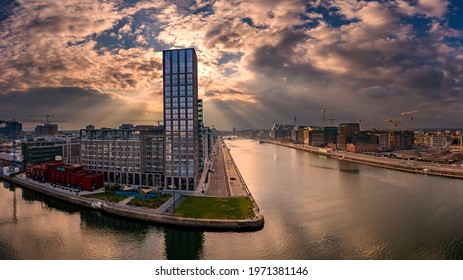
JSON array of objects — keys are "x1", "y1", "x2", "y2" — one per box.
[
  {"x1": 179, "y1": 74, "x2": 185, "y2": 85},
  {"x1": 172, "y1": 74, "x2": 178, "y2": 85},
  {"x1": 186, "y1": 49, "x2": 193, "y2": 72},
  {"x1": 179, "y1": 49, "x2": 185, "y2": 73},
  {"x1": 164, "y1": 51, "x2": 170, "y2": 74},
  {"x1": 172, "y1": 50, "x2": 178, "y2": 73}
]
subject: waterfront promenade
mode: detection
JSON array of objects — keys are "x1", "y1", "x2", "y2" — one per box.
[
  {"x1": 266, "y1": 140, "x2": 463, "y2": 179},
  {"x1": 0, "y1": 173, "x2": 263, "y2": 230},
  {"x1": 0, "y1": 138, "x2": 263, "y2": 230}
]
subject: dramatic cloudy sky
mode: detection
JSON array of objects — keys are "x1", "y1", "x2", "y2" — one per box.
[{"x1": 0, "y1": 0, "x2": 462, "y2": 130}]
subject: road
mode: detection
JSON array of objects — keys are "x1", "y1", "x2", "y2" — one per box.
[
  {"x1": 203, "y1": 137, "x2": 249, "y2": 197},
  {"x1": 205, "y1": 139, "x2": 229, "y2": 196}
]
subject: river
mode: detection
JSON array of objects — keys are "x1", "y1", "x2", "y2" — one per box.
[{"x1": 1, "y1": 138, "x2": 463, "y2": 259}]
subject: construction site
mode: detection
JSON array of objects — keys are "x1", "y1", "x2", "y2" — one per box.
[{"x1": 267, "y1": 108, "x2": 463, "y2": 166}]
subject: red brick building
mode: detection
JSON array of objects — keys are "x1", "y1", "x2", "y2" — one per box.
[{"x1": 26, "y1": 161, "x2": 103, "y2": 191}]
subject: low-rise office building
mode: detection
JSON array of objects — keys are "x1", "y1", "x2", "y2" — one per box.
[{"x1": 22, "y1": 140, "x2": 63, "y2": 166}]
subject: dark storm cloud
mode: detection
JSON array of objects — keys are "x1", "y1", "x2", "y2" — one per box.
[
  {"x1": 400, "y1": 66, "x2": 445, "y2": 91},
  {"x1": 224, "y1": 1, "x2": 463, "y2": 129},
  {"x1": 1, "y1": 0, "x2": 462, "y2": 129},
  {"x1": 0, "y1": 87, "x2": 148, "y2": 128},
  {"x1": 251, "y1": 28, "x2": 308, "y2": 69},
  {"x1": 202, "y1": 21, "x2": 243, "y2": 50}
]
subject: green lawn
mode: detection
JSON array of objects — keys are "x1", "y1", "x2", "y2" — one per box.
[
  {"x1": 81, "y1": 192, "x2": 126, "y2": 203},
  {"x1": 175, "y1": 196, "x2": 256, "y2": 220},
  {"x1": 128, "y1": 194, "x2": 171, "y2": 208}
]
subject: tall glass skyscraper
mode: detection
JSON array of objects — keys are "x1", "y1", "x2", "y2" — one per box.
[{"x1": 163, "y1": 48, "x2": 199, "y2": 191}]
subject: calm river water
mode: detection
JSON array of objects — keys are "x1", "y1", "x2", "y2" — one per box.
[{"x1": 1, "y1": 138, "x2": 463, "y2": 259}]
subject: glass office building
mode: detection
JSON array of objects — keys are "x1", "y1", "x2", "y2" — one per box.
[{"x1": 163, "y1": 48, "x2": 199, "y2": 191}]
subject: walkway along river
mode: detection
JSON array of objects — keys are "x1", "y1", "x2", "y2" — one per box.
[{"x1": 0, "y1": 138, "x2": 263, "y2": 231}]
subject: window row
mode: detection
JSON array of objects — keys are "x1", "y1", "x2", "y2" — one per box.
[
  {"x1": 165, "y1": 101, "x2": 194, "y2": 108},
  {"x1": 164, "y1": 86, "x2": 195, "y2": 97},
  {"x1": 164, "y1": 74, "x2": 194, "y2": 86}
]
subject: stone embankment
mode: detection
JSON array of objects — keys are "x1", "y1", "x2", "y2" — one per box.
[
  {"x1": 265, "y1": 140, "x2": 463, "y2": 179},
  {"x1": 0, "y1": 174, "x2": 264, "y2": 231}
]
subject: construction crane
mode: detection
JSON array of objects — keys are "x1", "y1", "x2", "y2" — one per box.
[
  {"x1": 401, "y1": 110, "x2": 418, "y2": 131},
  {"x1": 320, "y1": 118, "x2": 338, "y2": 126},
  {"x1": 130, "y1": 120, "x2": 163, "y2": 126},
  {"x1": 321, "y1": 108, "x2": 327, "y2": 127},
  {"x1": 384, "y1": 118, "x2": 401, "y2": 131},
  {"x1": 359, "y1": 119, "x2": 371, "y2": 131},
  {"x1": 30, "y1": 114, "x2": 53, "y2": 124},
  {"x1": 29, "y1": 115, "x2": 67, "y2": 124},
  {"x1": 327, "y1": 118, "x2": 338, "y2": 125}
]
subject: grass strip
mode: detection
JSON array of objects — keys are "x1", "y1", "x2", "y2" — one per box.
[
  {"x1": 81, "y1": 191, "x2": 126, "y2": 203},
  {"x1": 175, "y1": 196, "x2": 255, "y2": 220},
  {"x1": 128, "y1": 194, "x2": 171, "y2": 208}
]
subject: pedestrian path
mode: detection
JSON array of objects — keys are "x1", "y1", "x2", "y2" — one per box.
[
  {"x1": 157, "y1": 193, "x2": 182, "y2": 214},
  {"x1": 118, "y1": 196, "x2": 134, "y2": 205}
]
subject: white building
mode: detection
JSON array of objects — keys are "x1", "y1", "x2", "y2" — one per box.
[{"x1": 430, "y1": 135, "x2": 448, "y2": 148}]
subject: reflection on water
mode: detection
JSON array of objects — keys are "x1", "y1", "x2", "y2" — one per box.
[
  {"x1": 0, "y1": 179, "x2": 207, "y2": 259},
  {"x1": 2, "y1": 138, "x2": 463, "y2": 259},
  {"x1": 21, "y1": 188, "x2": 81, "y2": 214},
  {"x1": 0, "y1": 237, "x2": 17, "y2": 260},
  {"x1": 81, "y1": 211, "x2": 151, "y2": 235},
  {"x1": 222, "y1": 139, "x2": 463, "y2": 259},
  {"x1": 311, "y1": 165, "x2": 360, "y2": 174},
  {"x1": 164, "y1": 228, "x2": 204, "y2": 260}
]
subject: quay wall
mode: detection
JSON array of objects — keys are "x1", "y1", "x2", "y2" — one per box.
[
  {"x1": 266, "y1": 141, "x2": 463, "y2": 179},
  {"x1": 0, "y1": 174, "x2": 264, "y2": 231}
]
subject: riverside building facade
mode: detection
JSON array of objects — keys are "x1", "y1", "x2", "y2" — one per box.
[
  {"x1": 80, "y1": 127, "x2": 164, "y2": 188},
  {"x1": 163, "y1": 48, "x2": 199, "y2": 191}
]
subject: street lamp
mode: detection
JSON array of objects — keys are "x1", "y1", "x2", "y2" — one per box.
[{"x1": 172, "y1": 185, "x2": 175, "y2": 214}]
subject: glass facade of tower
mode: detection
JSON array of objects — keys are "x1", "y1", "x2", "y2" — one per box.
[
  {"x1": 163, "y1": 48, "x2": 199, "y2": 191},
  {"x1": 198, "y1": 99, "x2": 204, "y2": 172}
]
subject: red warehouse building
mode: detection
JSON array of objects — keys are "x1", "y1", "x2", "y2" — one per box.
[{"x1": 26, "y1": 161, "x2": 103, "y2": 191}]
